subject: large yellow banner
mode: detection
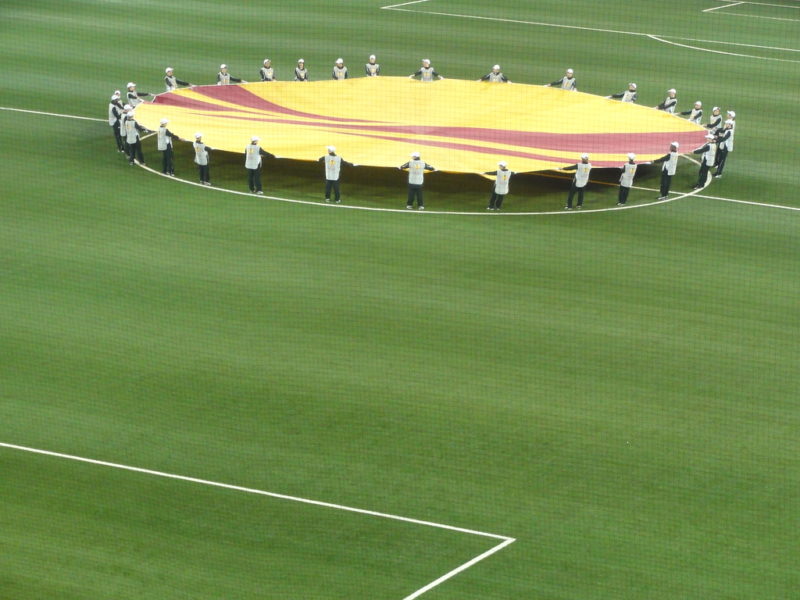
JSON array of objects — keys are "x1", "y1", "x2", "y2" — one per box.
[{"x1": 134, "y1": 77, "x2": 706, "y2": 174}]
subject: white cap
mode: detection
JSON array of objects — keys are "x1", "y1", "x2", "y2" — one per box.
[
  {"x1": 411, "y1": 151, "x2": 421, "y2": 158},
  {"x1": 251, "y1": 136, "x2": 259, "y2": 142},
  {"x1": 369, "y1": 54, "x2": 376, "y2": 60},
  {"x1": 705, "y1": 134, "x2": 715, "y2": 140},
  {"x1": 712, "y1": 106, "x2": 720, "y2": 111},
  {"x1": 694, "y1": 101, "x2": 702, "y2": 107},
  {"x1": 724, "y1": 119, "x2": 734, "y2": 125},
  {"x1": 629, "y1": 82, "x2": 637, "y2": 89},
  {"x1": 668, "y1": 88, "x2": 676, "y2": 94},
  {"x1": 165, "y1": 67, "x2": 173, "y2": 73},
  {"x1": 336, "y1": 58, "x2": 343, "y2": 64},
  {"x1": 580, "y1": 153, "x2": 589, "y2": 160},
  {"x1": 263, "y1": 59, "x2": 271, "y2": 65},
  {"x1": 727, "y1": 110, "x2": 736, "y2": 118},
  {"x1": 566, "y1": 68, "x2": 574, "y2": 74},
  {"x1": 123, "y1": 103, "x2": 132, "y2": 110},
  {"x1": 220, "y1": 64, "x2": 227, "y2": 69},
  {"x1": 327, "y1": 145, "x2": 336, "y2": 152},
  {"x1": 498, "y1": 161, "x2": 507, "y2": 167},
  {"x1": 195, "y1": 132, "x2": 203, "y2": 139},
  {"x1": 627, "y1": 152, "x2": 636, "y2": 160},
  {"x1": 127, "y1": 82, "x2": 136, "y2": 88},
  {"x1": 671, "y1": 141, "x2": 680, "y2": 148},
  {"x1": 160, "y1": 118, "x2": 168, "y2": 125},
  {"x1": 493, "y1": 65, "x2": 501, "y2": 70},
  {"x1": 422, "y1": 58, "x2": 430, "y2": 64},
  {"x1": 114, "y1": 89, "x2": 121, "y2": 95},
  {"x1": 298, "y1": 58, "x2": 305, "y2": 63}
]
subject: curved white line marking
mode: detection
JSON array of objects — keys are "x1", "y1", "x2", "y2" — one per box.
[
  {"x1": 135, "y1": 161, "x2": 705, "y2": 216},
  {"x1": 647, "y1": 34, "x2": 800, "y2": 63}
]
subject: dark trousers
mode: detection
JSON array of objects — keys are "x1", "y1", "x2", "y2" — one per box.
[
  {"x1": 161, "y1": 146, "x2": 174, "y2": 174},
  {"x1": 696, "y1": 160, "x2": 711, "y2": 187},
  {"x1": 325, "y1": 179, "x2": 340, "y2": 201},
  {"x1": 660, "y1": 170, "x2": 672, "y2": 197},
  {"x1": 715, "y1": 147, "x2": 729, "y2": 175},
  {"x1": 198, "y1": 164, "x2": 210, "y2": 183},
  {"x1": 127, "y1": 140, "x2": 144, "y2": 164},
  {"x1": 248, "y1": 167, "x2": 262, "y2": 192},
  {"x1": 618, "y1": 186, "x2": 631, "y2": 205},
  {"x1": 407, "y1": 184, "x2": 424, "y2": 207},
  {"x1": 566, "y1": 182, "x2": 585, "y2": 207},
  {"x1": 112, "y1": 123, "x2": 124, "y2": 152},
  {"x1": 489, "y1": 192, "x2": 505, "y2": 209}
]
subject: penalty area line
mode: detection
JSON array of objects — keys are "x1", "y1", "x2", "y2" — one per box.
[
  {"x1": 647, "y1": 34, "x2": 800, "y2": 62},
  {"x1": 0, "y1": 441, "x2": 515, "y2": 600}
]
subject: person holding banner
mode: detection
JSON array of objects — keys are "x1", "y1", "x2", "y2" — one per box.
[{"x1": 563, "y1": 153, "x2": 591, "y2": 209}]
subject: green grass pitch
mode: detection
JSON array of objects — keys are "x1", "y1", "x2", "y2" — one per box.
[{"x1": 1, "y1": 0, "x2": 798, "y2": 598}]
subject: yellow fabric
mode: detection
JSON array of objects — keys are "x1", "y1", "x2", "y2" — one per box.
[{"x1": 134, "y1": 77, "x2": 706, "y2": 174}]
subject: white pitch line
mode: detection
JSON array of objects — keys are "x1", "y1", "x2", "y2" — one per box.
[
  {"x1": 381, "y1": 0, "x2": 431, "y2": 8},
  {"x1": 1, "y1": 441, "x2": 515, "y2": 600},
  {"x1": 692, "y1": 193, "x2": 800, "y2": 211},
  {"x1": 703, "y1": 1, "x2": 743, "y2": 12},
  {"x1": 403, "y1": 537, "x2": 516, "y2": 600},
  {"x1": 381, "y1": 6, "x2": 800, "y2": 53},
  {"x1": 711, "y1": 0, "x2": 800, "y2": 7},
  {"x1": 721, "y1": 11, "x2": 800, "y2": 20},
  {"x1": 647, "y1": 34, "x2": 800, "y2": 62},
  {"x1": 0, "y1": 106, "x2": 105, "y2": 122}
]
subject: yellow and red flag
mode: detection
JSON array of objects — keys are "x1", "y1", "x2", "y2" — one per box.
[{"x1": 135, "y1": 77, "x2": 706, "y2": 173}]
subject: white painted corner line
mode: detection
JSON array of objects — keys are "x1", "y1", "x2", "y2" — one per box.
[{"x1": 0, "y1": 441, "x2": 515, "y2": 600}]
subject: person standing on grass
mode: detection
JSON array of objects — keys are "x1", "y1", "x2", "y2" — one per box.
[
  {"x1": 606, "y1": 82, "x2": 637, "y2": 102},
  {"x1": 108, "y1": 91, "x2": 125, "y2": 153},
  {"x1": 399, "y1": 151, "x2": 436, "y2": 210},
  {"x1": 655, "y1": 88, "x2": 677, "y2": 113},
  {"x1": 193, "y1": 133, "x2": 212, "y2": 186},
  {"x1": 259, "y1": 59, "x2": 276, "y2": 82},
  {"x1": 332, "y1": 58, "x2": 348, "y2": 80},
  {"x1": 124, "y1": 106, "x2": 147, "y2": 166},
  {"x1": 157, "y1": 118, "x2": 179, "y2": 176},
  {"x1": 484, "y1": 161, "x2": 514, "y2": 210},
  {"x1": 545, "y1": 68, "x2": 576, "y2": 91},
  {"x1": 714, "y1": 119, "x2": 734, "y2": 178},
  {"x1": 706, "y1": 106, "x2": 723, "y2": 133},
  {"x1": 409, "y1": 59, "x2": 443, "y2": 81},
  {"x1": 126, "y1": 82, "x2": 151, "y2": 107},
  {"x1": 318, "y1": 146, "x2": 353, "y2": 203},
  {"x1": 655, "y1": 142, "x2": 679, "y2": 199},
  {"x1": 365, "y1": 55, "x2": 380, "y2": 77},
  {"x1": 563, "y1": 153, "x2": 591, "y2": 209},
  {"x1": 692, "y1": 134, "x2": 717, "y2": 189},
  {"x1": 617, "y1": 153, "x2": 637, "y2": 206},
  {"x1": 217, "y1": 64, "x2": 245, "y2": 85},
  {"x1": 164, "y1": 67, "x2": 192, "y2": 92},
  {"x1": 680, "y1": 101, "x2": 703, "y2": 124},
  {"x1": 294, "y1": 59, "x2": 309, "y2": 81},
  {"x1": 478, "y1": 65, "x2": 510, "y2": 83},
  {"x1": 245, "y1": 136, "x2": 274, "y2": 194}
]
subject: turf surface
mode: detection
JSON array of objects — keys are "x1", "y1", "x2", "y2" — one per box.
[{"x1": 1, "y1": 1, "x2": 798, "y2": 598}]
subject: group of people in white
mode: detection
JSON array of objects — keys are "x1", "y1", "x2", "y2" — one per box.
[{"x1": 107, "y1": 58, "x2": 737, "y2": 210}]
